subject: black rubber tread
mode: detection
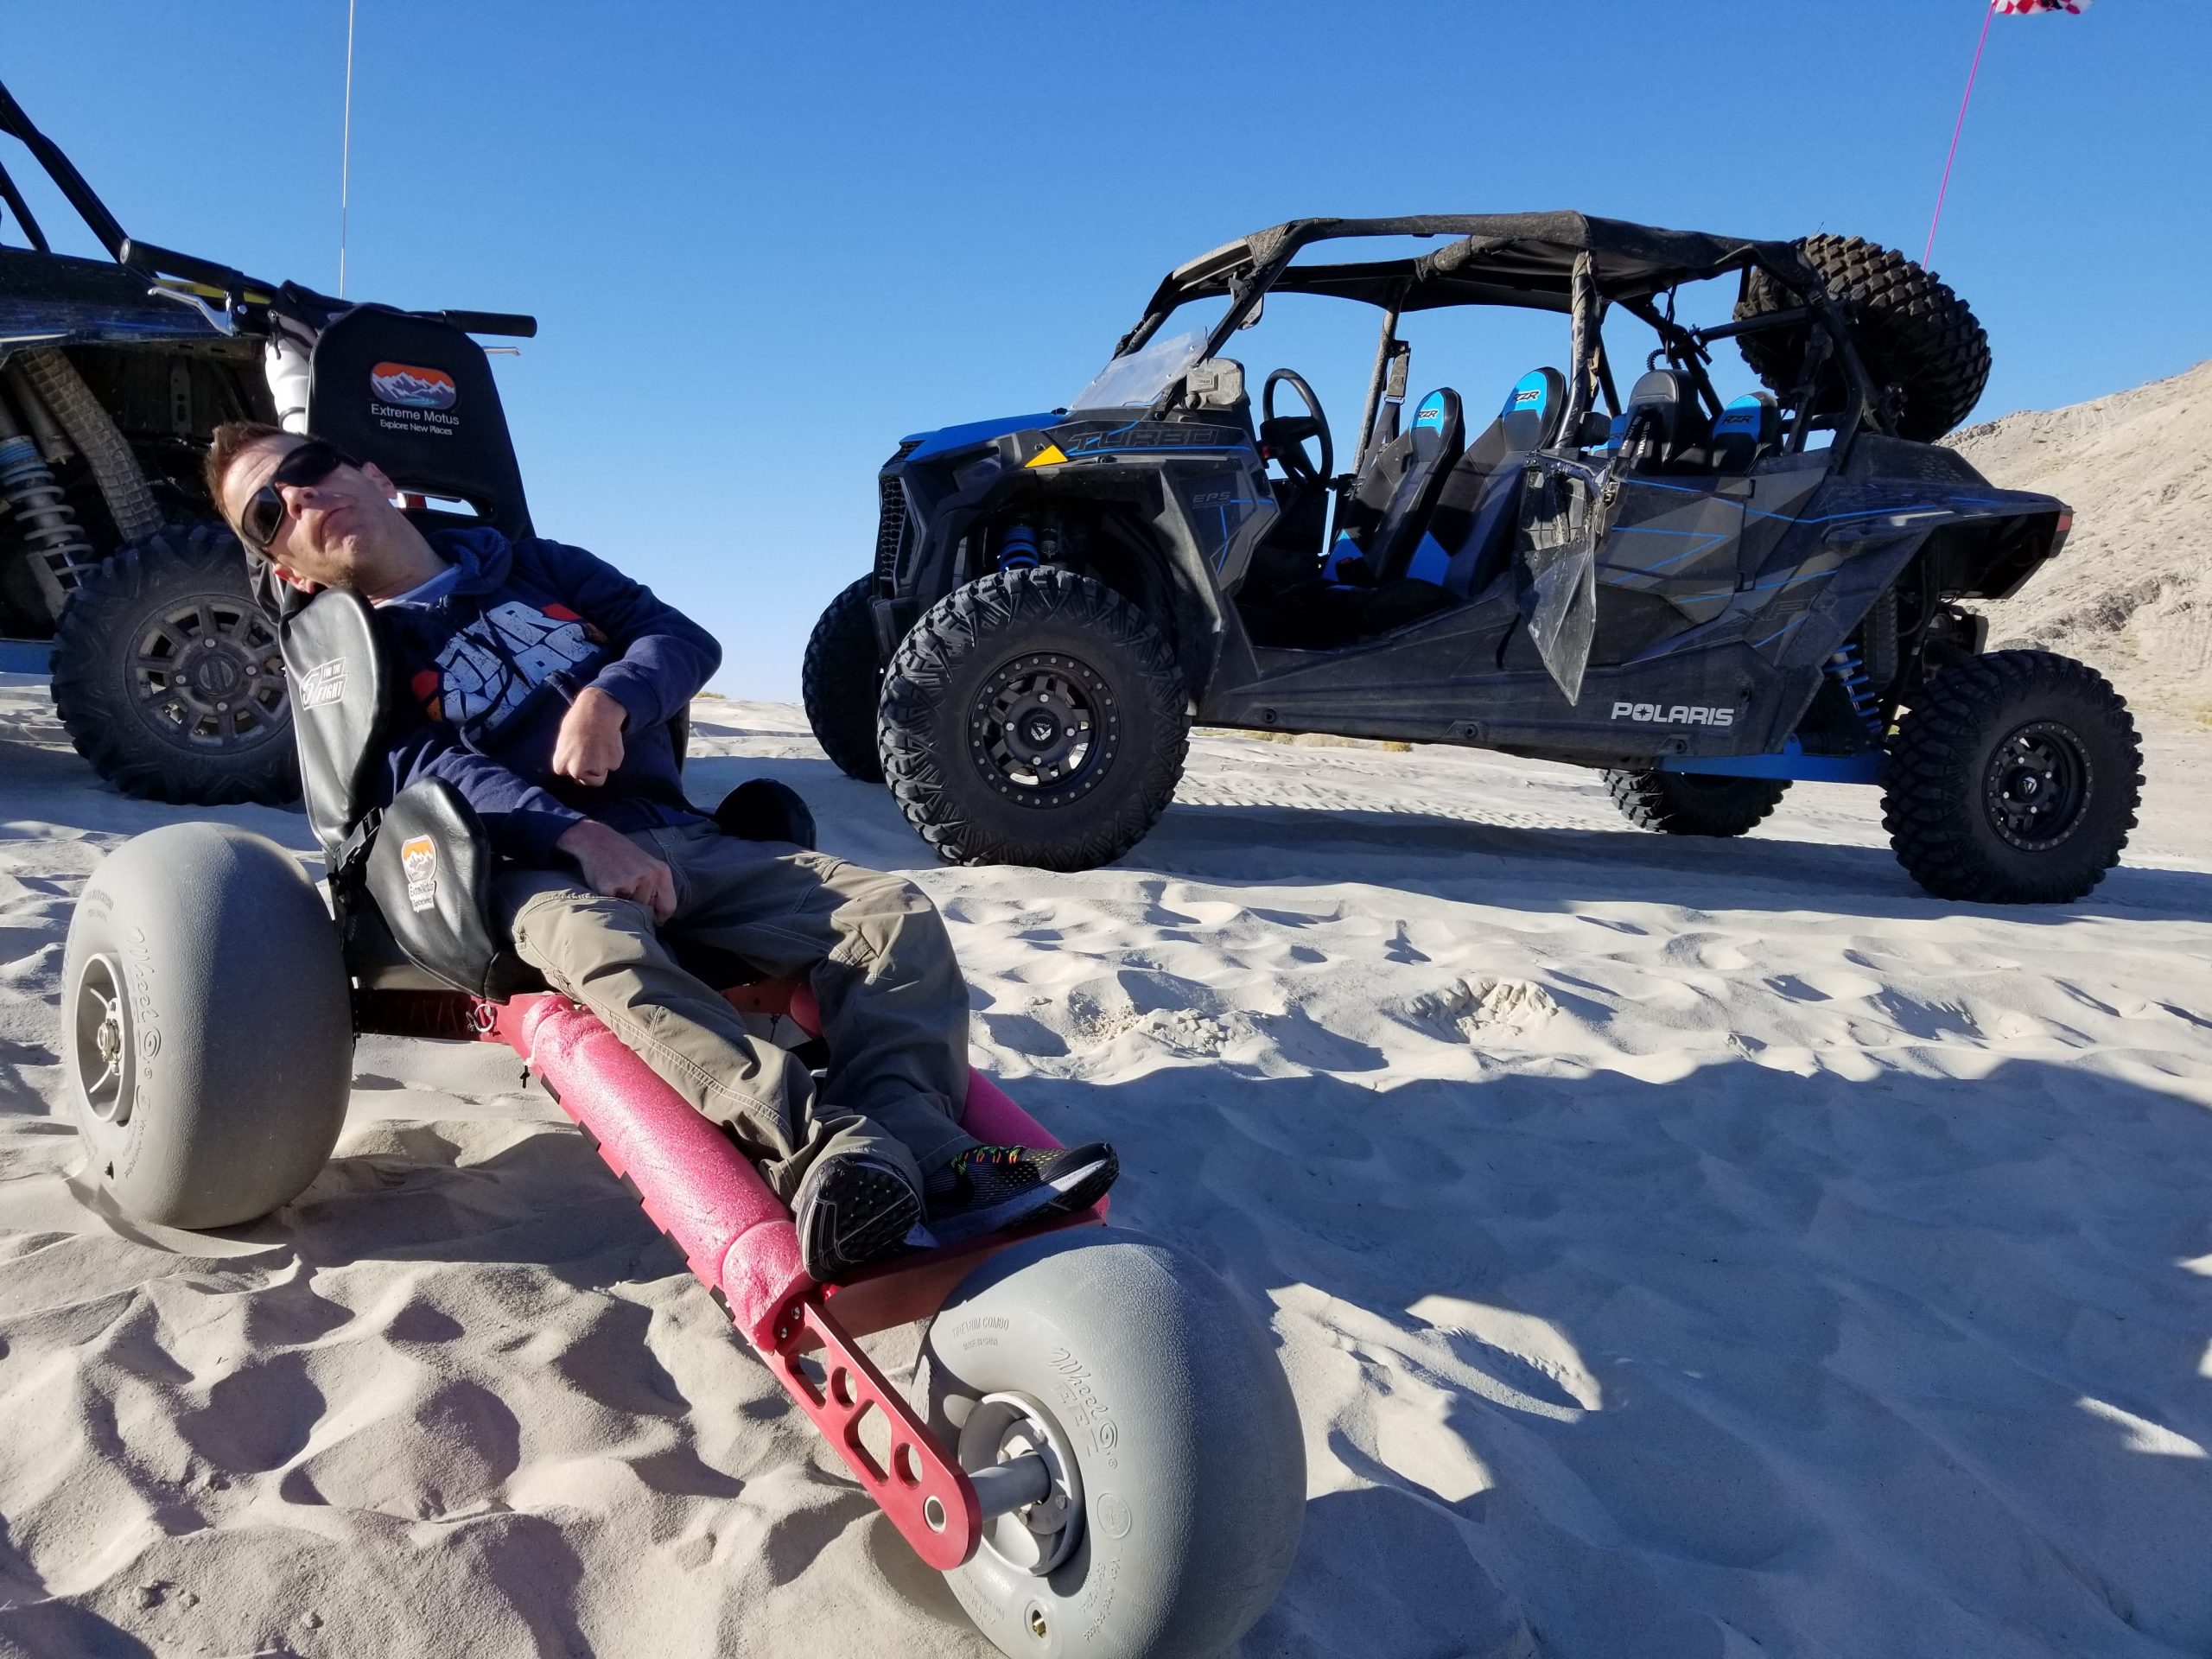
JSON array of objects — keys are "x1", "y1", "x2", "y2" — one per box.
[
  {"x1": 50, "y1": 522, "x2": 300, "y2": 805},
  {"x1": 1603, "y1": 768, "x2": 1791, "y2": 837},
  {"x1": 802, "y1": 575, "x2": 887, "y2": 783},
  {"x1": 878, "y1": 567, "x2": 1189, "y2": 871},
  {"x1": 1737, "y1": 234, "x2": 1992, "y2": 442},
  {"x1": 1883, "y1": 649, "x2": 2140, "y2": 904}
]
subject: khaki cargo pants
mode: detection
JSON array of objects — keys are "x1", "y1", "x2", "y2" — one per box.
[{"x1": 494, "y1": 820, "x2": 976, "y2": 1202}]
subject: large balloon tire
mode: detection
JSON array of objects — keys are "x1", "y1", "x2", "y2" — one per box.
[
  {"x1": 62, "y1": 823, "x2": 353, "y2": 1228},
  {"x1": 908, "y1": 1230, "x2": 1305, "y2": 1659},
  {"x1": 51, "y1": 523, "x2": 301, "y2": 805},
  {"x1": 1736, "y1": 234, "x2": 1991, "y2": 443},
  {"x1": 803, "y1": 575, "x2": 888, "y2": 784}
]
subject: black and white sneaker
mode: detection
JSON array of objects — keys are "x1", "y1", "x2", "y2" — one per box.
[
  {"x1": 792, "y1": 1150, "x2": 924, "y2": 1281},
  {"x1": 922, "y1": 1142, "x2": 1118, "y2": 1246}
]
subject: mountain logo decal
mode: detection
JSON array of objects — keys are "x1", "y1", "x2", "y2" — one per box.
[{"x1": 370, "y1": 362, "x2": 458, "y2": 410}]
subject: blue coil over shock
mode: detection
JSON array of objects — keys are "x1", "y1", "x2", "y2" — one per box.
[
  {"x1": 996, "y1": 524, "x2": 1040, "y2": 572},
  {"x1": 1827, "y1": 644, "x2": 1885, "y2": 738}
]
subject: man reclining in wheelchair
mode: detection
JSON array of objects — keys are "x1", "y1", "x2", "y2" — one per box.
[{"x1": 207, "y1": 419, "x2": 1116, "y2": 1281}]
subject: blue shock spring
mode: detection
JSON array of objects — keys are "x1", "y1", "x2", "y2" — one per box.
[
  {"x1": 997, "y1": 524, "x2": 1039, "y2": 571},
  {"x1": 1827, "y1": 644, "x2": 1884, "y2": 737}
]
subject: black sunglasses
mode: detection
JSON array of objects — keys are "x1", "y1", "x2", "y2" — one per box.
[{"x1": 239, "y1": 438, "x2": 360, "y2": 555}]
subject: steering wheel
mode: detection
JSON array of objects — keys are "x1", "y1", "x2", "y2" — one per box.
[{"x1": 1261, "y1": 369, "x2": 1333, "y2": 492}]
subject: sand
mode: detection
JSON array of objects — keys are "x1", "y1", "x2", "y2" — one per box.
[
  {"x1": 1951, "y1": 359, "x2": 2212, "y2": 722},
  {"x1": 1, "y1": 672, "x2": 2208, "y2": 1658}
]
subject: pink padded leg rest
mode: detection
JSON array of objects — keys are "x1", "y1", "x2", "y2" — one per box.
[
  {"x1": 512, "y1": 998, "x2": 1091, "y2": 1350},
  {"x1": 517, "y1": 995, "x2": 810, "y2": 1350}
]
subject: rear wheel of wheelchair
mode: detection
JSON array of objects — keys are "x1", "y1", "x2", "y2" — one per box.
[
  {"x1": 878, "y1": 568, "x2": 1189, "y2": 871},
  {"x1": 51, "y1": 523, "x2": 301, "y2": 805},
  {"x1": 63, "y1": 823, "x2": 353, "y2": 1228},
  {"x1": 908, "y1": 1230, "x2": 1306, "y2": 1658}
]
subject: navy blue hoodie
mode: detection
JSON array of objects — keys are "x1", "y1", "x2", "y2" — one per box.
[{"x1": 376, "y1": 526, "x2": 722, "y2": 864}]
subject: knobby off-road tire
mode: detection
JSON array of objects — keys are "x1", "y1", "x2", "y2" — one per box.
[
  {"x1": 1604, "y1": 768, "x2": 1790, "y2": 837},
  {"x1": 52, "y1": 522, "x2": 299, "y2": 804},
  {"x1": 909, "y1": 1230, "x2": 1306, "y2": 1659},
  {"x1": 878, "y1": 568, "x2": 1190, "y2": 871},
  {"x1": 803, "y1": 575, "x2": 887, "y2": 783},
  {"x1": 1737, "y1": 234, "x2": 1992, "y2": 442},
  {"x1": 1885, "y1": 651, "x2": 2139, "y2": 904},
  {"x1": 63, "y1": 823, "x2": 353, "y2": 1228}
]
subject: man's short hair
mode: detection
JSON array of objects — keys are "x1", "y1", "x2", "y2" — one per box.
[{"x1": 203, "y1": 420, "x2": 292, "y2": 532}]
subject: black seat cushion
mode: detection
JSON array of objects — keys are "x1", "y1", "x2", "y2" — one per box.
[{"x1": 1359, "y1": 389, "x2": 1465, "y2": 586}]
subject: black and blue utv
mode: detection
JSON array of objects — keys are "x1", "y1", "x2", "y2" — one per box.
[{"x1": 805, "y1": 213, "x2": 2139, "y2": 903}]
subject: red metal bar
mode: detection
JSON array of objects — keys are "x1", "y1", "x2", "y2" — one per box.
[{"x1": 766, "y1": 1297, "x2": 981, "y2": 1572}]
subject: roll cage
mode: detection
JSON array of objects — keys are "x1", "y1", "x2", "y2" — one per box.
[{"x1": 1107, "y1": 213, "x2": 1895, "y2": 469}]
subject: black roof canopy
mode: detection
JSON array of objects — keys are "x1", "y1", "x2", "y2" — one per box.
[{"x1": 1150, "y1": 213, "x2": 1807, "y2": 315}]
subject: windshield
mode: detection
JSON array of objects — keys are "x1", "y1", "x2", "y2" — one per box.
[{"x1": 1068, "y1": 326, "x2": 1214, "y2": 411}]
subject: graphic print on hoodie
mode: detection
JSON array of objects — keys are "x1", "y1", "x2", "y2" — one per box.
[
  {"x1": 375, "y1": 526, "x2": 722, "y2": 864},
  {"x1": 413, "y1": 599, "x2": 609, "y2": 734}
]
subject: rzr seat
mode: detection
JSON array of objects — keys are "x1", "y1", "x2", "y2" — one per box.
[
  {"x1": 1419, "y1": 367, "x2": 1570, "y2": 598},
  {"x1": 1323, "y1": 388, "x2": 1464, "y2": 583},
  {"x1": 1618, "y1": 368, "x2": 1711, "y2": 473},
  {"x1": 1711, "y1": 391, "x2": 1781, "y2": 470}
]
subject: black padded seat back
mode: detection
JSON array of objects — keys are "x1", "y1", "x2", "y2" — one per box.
[
  {"x1": 307, "y1": 306, "x2": 531, "y2": 539},
  {"x1": 1361, "y1": 389, "x2": 1465, "y2": 584},
  {"x1": 1711, "y1": 391, "x2": 1781, "y2": 470},
  {"x1": 281, "y1": 588, "x2": 390, "y2": 868},
  {"x1": 1427, "y1": 368, "x2": 1573, "y2": 597},
  {"x1": 1621, "y1": 368, "x2": 1711, "y2": 470}
]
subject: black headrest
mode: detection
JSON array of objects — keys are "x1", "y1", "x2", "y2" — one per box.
[
  {"x1": 1625, "y1": 369, "x2": 1708, "y2": 448},
  {"x1": 1711, "y1": 392, "x2": 1781, "y2": 469},
  {"x1": 280, "y1": 588, "x2": 390, "y2": 865},
  {"x1": 1497, "y1": 367, "x2": 1567, "y2": 451},
  {"x1": 307, "y1": 306, "x2": 531, "y2": 539}
]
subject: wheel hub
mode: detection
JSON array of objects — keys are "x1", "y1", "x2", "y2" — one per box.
[
  {"x1": 969, "y1": 654, "x2": 1117, "y2": 804},
  {"x1": 1985, "y1": 719, "x2": 2091, "y2": 851},
  {"x1": 133, "y1": 595, "x2": 287, "y2": 751},
  {"x1": 957, "y1": 1390, "x2": 1085, "y2": 1577},
  {"x1": 73, "y1": 954, "x2": 135, "y2": 1125}
]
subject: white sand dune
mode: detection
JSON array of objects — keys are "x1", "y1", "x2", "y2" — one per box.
[{"x1": 1, "y1": 677, "x2": 2209, "y2": 1658}]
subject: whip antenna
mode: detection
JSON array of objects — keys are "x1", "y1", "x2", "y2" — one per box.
[{"x1": 339, "y1": 0, "x2": 357, "y2": 296}]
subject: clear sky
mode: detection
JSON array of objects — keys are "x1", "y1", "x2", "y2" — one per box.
[{"x1": 7, "y1": 2, "x2": 2207, "y2": 697}]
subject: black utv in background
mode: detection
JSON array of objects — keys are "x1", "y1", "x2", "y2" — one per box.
[
  {"x1": 0, "y1": 78, "x2": 530, "y2": 803},
  {"x1": 808, "y1": 213, "x2": 2139, "y2": 904}
]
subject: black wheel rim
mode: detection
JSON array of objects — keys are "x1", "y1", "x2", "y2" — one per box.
[
  {"x1": 1983, "y1": 719, "x2": 2090, "y2": 851},
  {"x1": 73, "y1": 954, "x2": 134, "y2": 1125},
  {"x1": 131, "y1": 594, "x2": 289, "y2": 752},
  {"x1": 968, "y1": 652, "x2": 1118, "y2": 806}
]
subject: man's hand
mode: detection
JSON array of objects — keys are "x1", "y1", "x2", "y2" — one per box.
[
  {"x1": 553, "y1": 686, "x2": 628, "y2": 786},
  {"x1": 556, "y1": 818, "x2": 676, "y2": 922}
]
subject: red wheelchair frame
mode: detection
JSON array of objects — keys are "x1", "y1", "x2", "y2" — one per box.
[{"x1": 356, "y1": 978, "x2": 1103, "y2": 1573}]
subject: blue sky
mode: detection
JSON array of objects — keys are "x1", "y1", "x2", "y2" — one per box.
[{"x1": 7, "y1": 2, "x2": 2207, "y2": 696}]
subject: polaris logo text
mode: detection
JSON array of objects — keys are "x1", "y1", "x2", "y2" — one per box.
[{"x1": 1611, "y1": 702, "x2": 1736, "y2": 728}]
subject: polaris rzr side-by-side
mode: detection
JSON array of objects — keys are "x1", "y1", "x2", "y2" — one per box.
[
  {"x1": 807, "y1": 213, "x2": 2140, "y2": 903},
  {"x1": 0, "y1": 76, "x2": 531, "y2": 803}
]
